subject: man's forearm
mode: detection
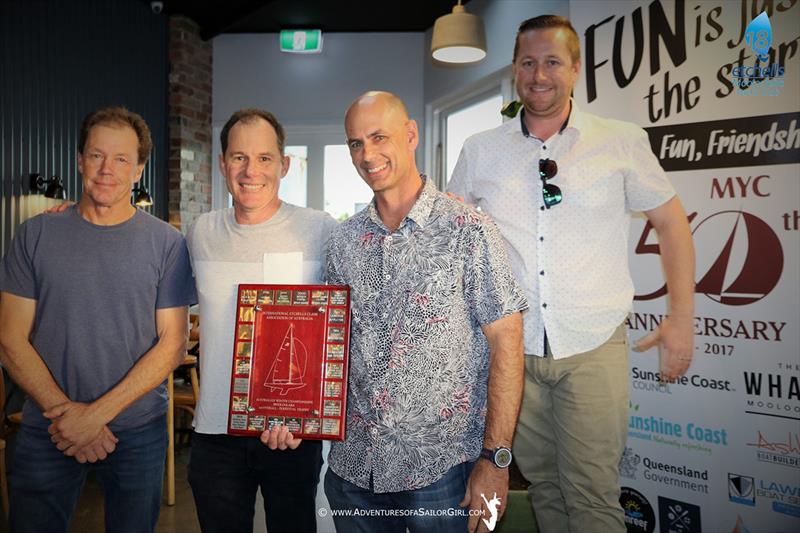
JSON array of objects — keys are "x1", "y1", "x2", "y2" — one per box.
[
  {"x1": 0, "y1": 338, "x2": 70, "y2": 412},
  {"x1": 651, "y1": 199, "x2": 696, "y2": 318},
  {"x1": 0, "y1": 292, "x2": 70, "y2": 412},
  {"x1": 481, "y1": 312, "x2": 525, "y2": 448}
]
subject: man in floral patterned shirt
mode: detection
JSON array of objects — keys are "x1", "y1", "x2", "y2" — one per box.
[{"x1": 324, "y1": 91, "x2": 528, "y2": 533}]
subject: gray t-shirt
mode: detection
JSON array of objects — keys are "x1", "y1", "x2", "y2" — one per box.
[
  {"x1": 187, "y1": 203, "x2": 337, "y2": 434},
  {"x1": 1, "y1": 206, "x2": 197, "y2": 430}
]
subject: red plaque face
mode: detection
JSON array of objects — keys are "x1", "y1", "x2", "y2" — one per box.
[
  {"x1": 227, "y1": 284, "x2": 350, "y2": 440},
  {"x1": 250, "y1": 306, "x2": 325, "y2": 411}
]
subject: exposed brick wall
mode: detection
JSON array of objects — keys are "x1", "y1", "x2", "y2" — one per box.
[{"x1": 168, "y1": 15, "x2": 212, "y2": 232}]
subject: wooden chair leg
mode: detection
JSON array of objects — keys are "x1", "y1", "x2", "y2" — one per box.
[
  {"x1": 189, "y1": 367, "x2": 200, "y2": 404},
  {"x1": 0, "y1": 439, "x2": 8, "y2": 518},
  {"x1": 166, "y1": 371, "x2": 175, "y2": 506}
]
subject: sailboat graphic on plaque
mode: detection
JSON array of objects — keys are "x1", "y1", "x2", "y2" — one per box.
[{"x1": 264, "y1": 323, "x2": 308, "y2": 395}]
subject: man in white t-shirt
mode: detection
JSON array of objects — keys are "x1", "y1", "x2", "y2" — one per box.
[
  {"x1": 186, "y1": 108, "x2": 337, "y2": 533},
  {"x1": 448, "y1": 15, "x2": 695, "y2": 533}
]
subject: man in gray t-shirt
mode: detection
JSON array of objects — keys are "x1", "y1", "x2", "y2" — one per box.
[
  {"x1": 0, "y1": 106, "x2": 196, "y2": 533},
  {"x1": 186, "y1": 108, "x2": 336, "y2": 533}
]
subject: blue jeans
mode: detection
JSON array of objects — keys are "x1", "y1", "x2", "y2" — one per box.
[
  {"x1": 188, "y1": 432, "x2": 323, "y2": 533},
  {"x1": 9, "y1": 415, "x2": 167, "y2": 533},
  {"x1": 324, "y1": 461, "x2": 475, "y2": 533}
]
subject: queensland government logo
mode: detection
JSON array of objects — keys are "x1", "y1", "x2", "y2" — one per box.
[
  {"x1": 620, "y1": 447, "x2": 642, "y2": 479},
  {"x1": 733, "y1": 11, "x2": 786, "y2": 96}
]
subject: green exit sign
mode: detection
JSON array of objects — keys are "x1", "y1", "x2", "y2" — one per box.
[{"x1": 280, "y1": 30, "x2": 323, "y2": 53}]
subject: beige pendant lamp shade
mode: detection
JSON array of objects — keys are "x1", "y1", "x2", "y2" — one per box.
[{"x1": 431, "y1": 2, "x2": 486, "y2": 64}]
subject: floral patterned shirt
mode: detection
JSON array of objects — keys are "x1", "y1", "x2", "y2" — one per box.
[{"x1": 325, "y1": 177, "x2": 527, "y2": 493}]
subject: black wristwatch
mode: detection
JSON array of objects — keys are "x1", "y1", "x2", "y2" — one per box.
[{"x1": 480, "y1": 446, "x2": 513, "y2": 468}]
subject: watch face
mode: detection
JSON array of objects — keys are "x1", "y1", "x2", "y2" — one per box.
[{"x1": 495, "y1": 448, "x2": 512, "y2": 467}]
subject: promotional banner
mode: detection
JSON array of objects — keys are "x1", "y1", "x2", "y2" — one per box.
[{"x1": 571, "y1": 1, "x2": 799, "y2": 531}]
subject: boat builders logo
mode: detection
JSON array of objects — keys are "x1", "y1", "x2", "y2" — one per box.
[{"x1": 746, "y1": 430, "x2": 800, "y2": 469}]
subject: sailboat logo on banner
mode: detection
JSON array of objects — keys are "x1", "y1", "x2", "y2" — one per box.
[
  {"x1": 264, "y1": 323, "x2": 308, "y2": 395},
  {"x1": 694, "y1": 210, "x2": 783, "y2": 305}
]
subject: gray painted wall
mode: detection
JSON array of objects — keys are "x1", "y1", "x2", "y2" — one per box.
[{"x1": 213, "y1": 33, "x2": 426, "y2": 128}]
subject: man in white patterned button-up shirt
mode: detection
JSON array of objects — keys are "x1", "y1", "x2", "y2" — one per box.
[
  {"x1": 324, "y1": 91, "x2": 528, "y2": 533},
  {"x1": 448, "y1": 15, "x2": 695, "y2": 533}
]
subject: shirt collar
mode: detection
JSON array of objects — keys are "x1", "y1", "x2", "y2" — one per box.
[
  {"x1": 365, "y1": 175, "x2": 437, "y2": 232},
  {"x1": 514, "y1": 99, "x2": 582, "y2": 139}
]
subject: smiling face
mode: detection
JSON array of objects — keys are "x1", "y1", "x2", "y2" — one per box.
[
  {"x1": 77, "y1": 123, "x2": 144, "y2": 218},
  {"x1": 220, "y1": 117, "x2": 289, "y2": 225},
  {"x1": 513, "y1": 27, "x2": 580, "y2": 121},
  {"x1": 344, "y1": 95, "x2": 418, "y2": 195}
]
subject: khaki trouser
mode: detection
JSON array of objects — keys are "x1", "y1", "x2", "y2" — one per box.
[{"x1": 513, "y1": 323, "x2": 629, "y2": 533}]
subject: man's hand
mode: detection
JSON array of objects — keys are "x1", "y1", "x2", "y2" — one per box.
[
  {"x1": 633, "y1": 314, "x2": 694, "y2": 380},
  {"x1": 260, "y1": 424, "x2": 302, "y2": 450},
  {"x1": 460, "y1": 460, "x2": 509, "y2": 533},
  {"x1": 73, "y1": 426, "x2": 119, "y2": 463},
  {"x1": 44, "y1": 401, "x2": 108, "y2": 454},
  {"x1": 41, "y1": 201, "x2": 74, "y2": 214}
]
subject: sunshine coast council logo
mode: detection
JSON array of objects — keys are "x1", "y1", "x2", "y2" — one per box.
[{"x1": 733, "y1": 11, "x2": 786, "y2": 96}]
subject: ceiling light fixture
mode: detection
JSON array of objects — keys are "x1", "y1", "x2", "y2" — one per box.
[{"x1": 431, "y1": 1, "x2": 486, "y2": 64}]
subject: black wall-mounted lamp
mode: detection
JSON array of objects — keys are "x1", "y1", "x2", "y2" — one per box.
[
  {"x1": 132, "y1": 185, "x2": 153, "y2": 207},
  {"x1": 29, "y1": 173, "x2": 67, "y2": 200}
]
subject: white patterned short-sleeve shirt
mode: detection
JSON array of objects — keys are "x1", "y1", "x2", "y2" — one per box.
[
  {"x1": 448, "y1": 101, "x2": 675, "y2": 358},
  {"x1": 325, "y1": 177, "x2": 527, "y2": 493}
]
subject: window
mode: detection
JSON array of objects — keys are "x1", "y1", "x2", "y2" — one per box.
[
  {"x1": 424, "y1": 68, "x2": 514, "y2": 189},
  {"x1": 279, "y1": 146, "x2": 308, "y2": 207},
  {"x1": 323, "y1": 145, "x2": 373, "y2": 221},
  {"x1": 445, "y1": 94, "x2": 504, "y2": 181}
]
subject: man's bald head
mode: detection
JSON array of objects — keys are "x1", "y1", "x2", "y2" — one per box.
[{"x1": 345, "y1": 91, "x2": 409, "y2": 124}]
